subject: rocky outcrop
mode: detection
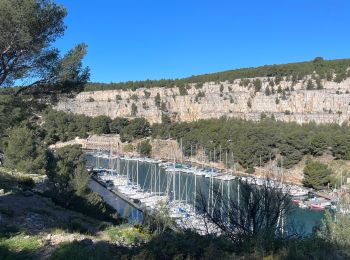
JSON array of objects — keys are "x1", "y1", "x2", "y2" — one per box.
[{"x1": 56, "y1": 77, "x2": 350, "y2": 125}]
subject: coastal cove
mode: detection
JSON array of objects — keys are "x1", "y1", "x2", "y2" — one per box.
[{"x1": 86, "y1": 152, "x2": 325, "y2": 234}]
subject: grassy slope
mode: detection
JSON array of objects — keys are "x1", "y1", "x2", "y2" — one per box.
[{"x1": 0, "y1": 170, "x2": 150, "y2": 259}]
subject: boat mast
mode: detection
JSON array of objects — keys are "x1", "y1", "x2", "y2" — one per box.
[
  {"x1": 137, "y1": 160, "x2": 139, "y2": 188},
  {"x1": 202, "y1": 147, "x2": 205, "y2": 168},
  {"x1": 117, "y1": 156, "x2": 119, "y2": 175},
  {"x1": 207, "y1": 174, "x2": 211, "y2": 213},
  {"x1": 158, "y1": 166, "x2": 161, "y2": 194},
  {"x1": 166, "y1": 171, "x2": 170, "y2": 198},
  {"x1": 227, "y1": 180, "x2": 230, "y2": 223},
  {"x1": 180, "y1": 138, "x2": 183, "y2": 163},
  {"x1": 232, "y1": 153, "x2": 235, "y2": 174},
  {"x1": 211, "y1": 170, "x2": 214, "y2": 216},
  {"x1": 178, "y1": 171, "x2": 181, "y2": 201},
  {"x1": 154, "y1": 165, "x2": 157, "y2": 194},
  {"x1": 173, "y1": 158, "x2": 176, "y2": 201},
  {"x1": 96, "y1": 149, "x2": 99, "y2": 169},
  {"x1": 237, "y1": 181, "x2": 240, "y2": 222},
  {"x1": 108, "y1": 146, "x2": 111, "y2": 171},
  {"x1": 127, "y1": 159, "x2": 130, "y2": 184},
  {"x1": 194, "y1": 174, "x2": 197, "y2": 214},
  {"x1": 190, "y1": 144, "x2": 193, "y2": 159},
  {"x1": 281, "y1": 155, "x2": 284, "y2": 184},
  {"x1": 150, "y1": 165, "x2": 153, "y2": 194},
  {"x1": 110, "y1": 145, "x2": 113, "y2": 171},
  {"x1": 281, "y1": 208, "x2": 284, "y2": 237},
  {"x1": 221, "y1": 179, "x2": 223, "y2": 220},
  {"x1": 185, "y1": 178, "x2": 188, "y2": 204},
  {"x1": 131, "y1": 163, "x2": 133, "y2": 185}
]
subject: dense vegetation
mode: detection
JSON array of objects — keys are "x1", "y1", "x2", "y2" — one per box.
[
  {"x1": 45, "y1": 145, "x2": 119, "y2": 222},
  {"x1": 0, "y1": 97, "x2": 118, "y2": 222},
  {"x1": 39, "y1": 108, "x2": 350, "y2": 189},
  {"x1": 303, "y1": 160, "x2": 334, "y2": 189},
  {"x1": 85, "y1": 57, "x2": 350, "y2": 91},
  {"x1": 43, "y1": 109, "x2": 151, "y2": 143},
  {"x1": 4, "y1": 127, "x2": 48, "y2": 175},
  {"x1": 152, "y1": 118, "x2": 350, "y2": 172},
  {"x1": 41, "y1": 109, "x2": 350, "y2": 173}
]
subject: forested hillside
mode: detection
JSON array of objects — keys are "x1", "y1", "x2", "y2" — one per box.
[
  {"x1": 85, "y1": 57, "x2": 350, "y2": 91},
  {"x1": 41, "y1": 109, "x2": 350, "y2": 175}
]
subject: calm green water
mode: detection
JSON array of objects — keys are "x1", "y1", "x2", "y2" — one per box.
[{"x1": 86, "y1": 154, "x2": 324, "y2": 233}]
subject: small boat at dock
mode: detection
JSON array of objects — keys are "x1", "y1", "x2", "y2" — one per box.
[{"x1": 310, "y1": 204, "x2": 325, "y2": 210}]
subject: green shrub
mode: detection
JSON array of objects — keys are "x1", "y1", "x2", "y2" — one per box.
[
  {"x1": 247, "y1": 99, "x2": 252, "y2": 108},
  {"x1": 253, "y1": 79, "x2": 262, "y2": 92},
  {"x1": 115, "y1": 95, "x2": 122, "y2": 103},
  {"x1": 316, "y1": 78, "x2": 323, "y2": 89},
  {"x1": 106, "y1": 225, "x2": 150, "y2": 245},
  {"x1": 138, "y1": 140, "x2": 152, "y2": 157},
  {"x1": 130, "y1": 94, "x2": 139, "y2": 101},
  {"x1": 306, "y1": 79, "x2": 315, "y2": 90},
  {"x1": 154, "y1": 93, "x2": 161, "y2": 108},
  {"x1": 18, "y1": 176, "x2": 35, "y2": 190},
  {"x1": 239, "y1": 79, "x2": 249, "y2": 87},
  {"x1": 303, "y1": 160, "x2": 332, "y2": 189},
  {"x1": 131, "y1": 103, "x2": 138, "y2": 116},
  {"x1": 334, "y1": 70, "x2": 347, "y2": 83},
  {"x1": 178, "y1": 84, "x2": 188, "y2": 95},
  {"x1": 195, "y1": 91, "x2": 205, "y2": 102},
  {"x1": 161, "y1": 113, "x2": 171, "y2": 124},
  {"x1": 195, "y1": 82, "x2": 203, "y2": 89},
  {"x1": 68, "y1": 217, "x2": 90, "y2": 234}
]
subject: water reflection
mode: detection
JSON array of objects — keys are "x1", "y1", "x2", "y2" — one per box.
[{"x1": 87, "y1": 154, "x2": 324, "y2": 233}]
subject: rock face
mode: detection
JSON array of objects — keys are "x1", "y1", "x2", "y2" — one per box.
[{"x1": 55, "y1": 77, "x2": 350, "y2": 125}]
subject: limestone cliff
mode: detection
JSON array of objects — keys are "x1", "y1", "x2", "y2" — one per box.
[{"x1": 55, "y1": 77, "x2": 350, "y2": 125}]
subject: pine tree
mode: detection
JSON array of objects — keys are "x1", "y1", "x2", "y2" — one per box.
[
  {"x1": 303, "y1": 160, "x2": 331, "y2": 189},
  {"x1": 265, "y1": 87, "x2": 271, "y2": 96}
]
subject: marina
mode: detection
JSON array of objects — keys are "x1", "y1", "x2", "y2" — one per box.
[{"x1": 86, "y1": 151, "x2": 327, "y2": 234}]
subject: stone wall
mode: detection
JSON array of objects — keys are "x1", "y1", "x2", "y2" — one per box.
[{"x1": 55, "y1": 77, "x2": 350, "y2": 125}]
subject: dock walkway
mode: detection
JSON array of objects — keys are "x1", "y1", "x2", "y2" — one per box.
[{"x1": 92, "y1": 175, "x2": 144, "y2": 212}]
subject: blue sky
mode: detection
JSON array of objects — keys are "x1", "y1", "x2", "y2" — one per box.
[{"x1": 55, "y1": 0, "x2": 350, "y2": 83}]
